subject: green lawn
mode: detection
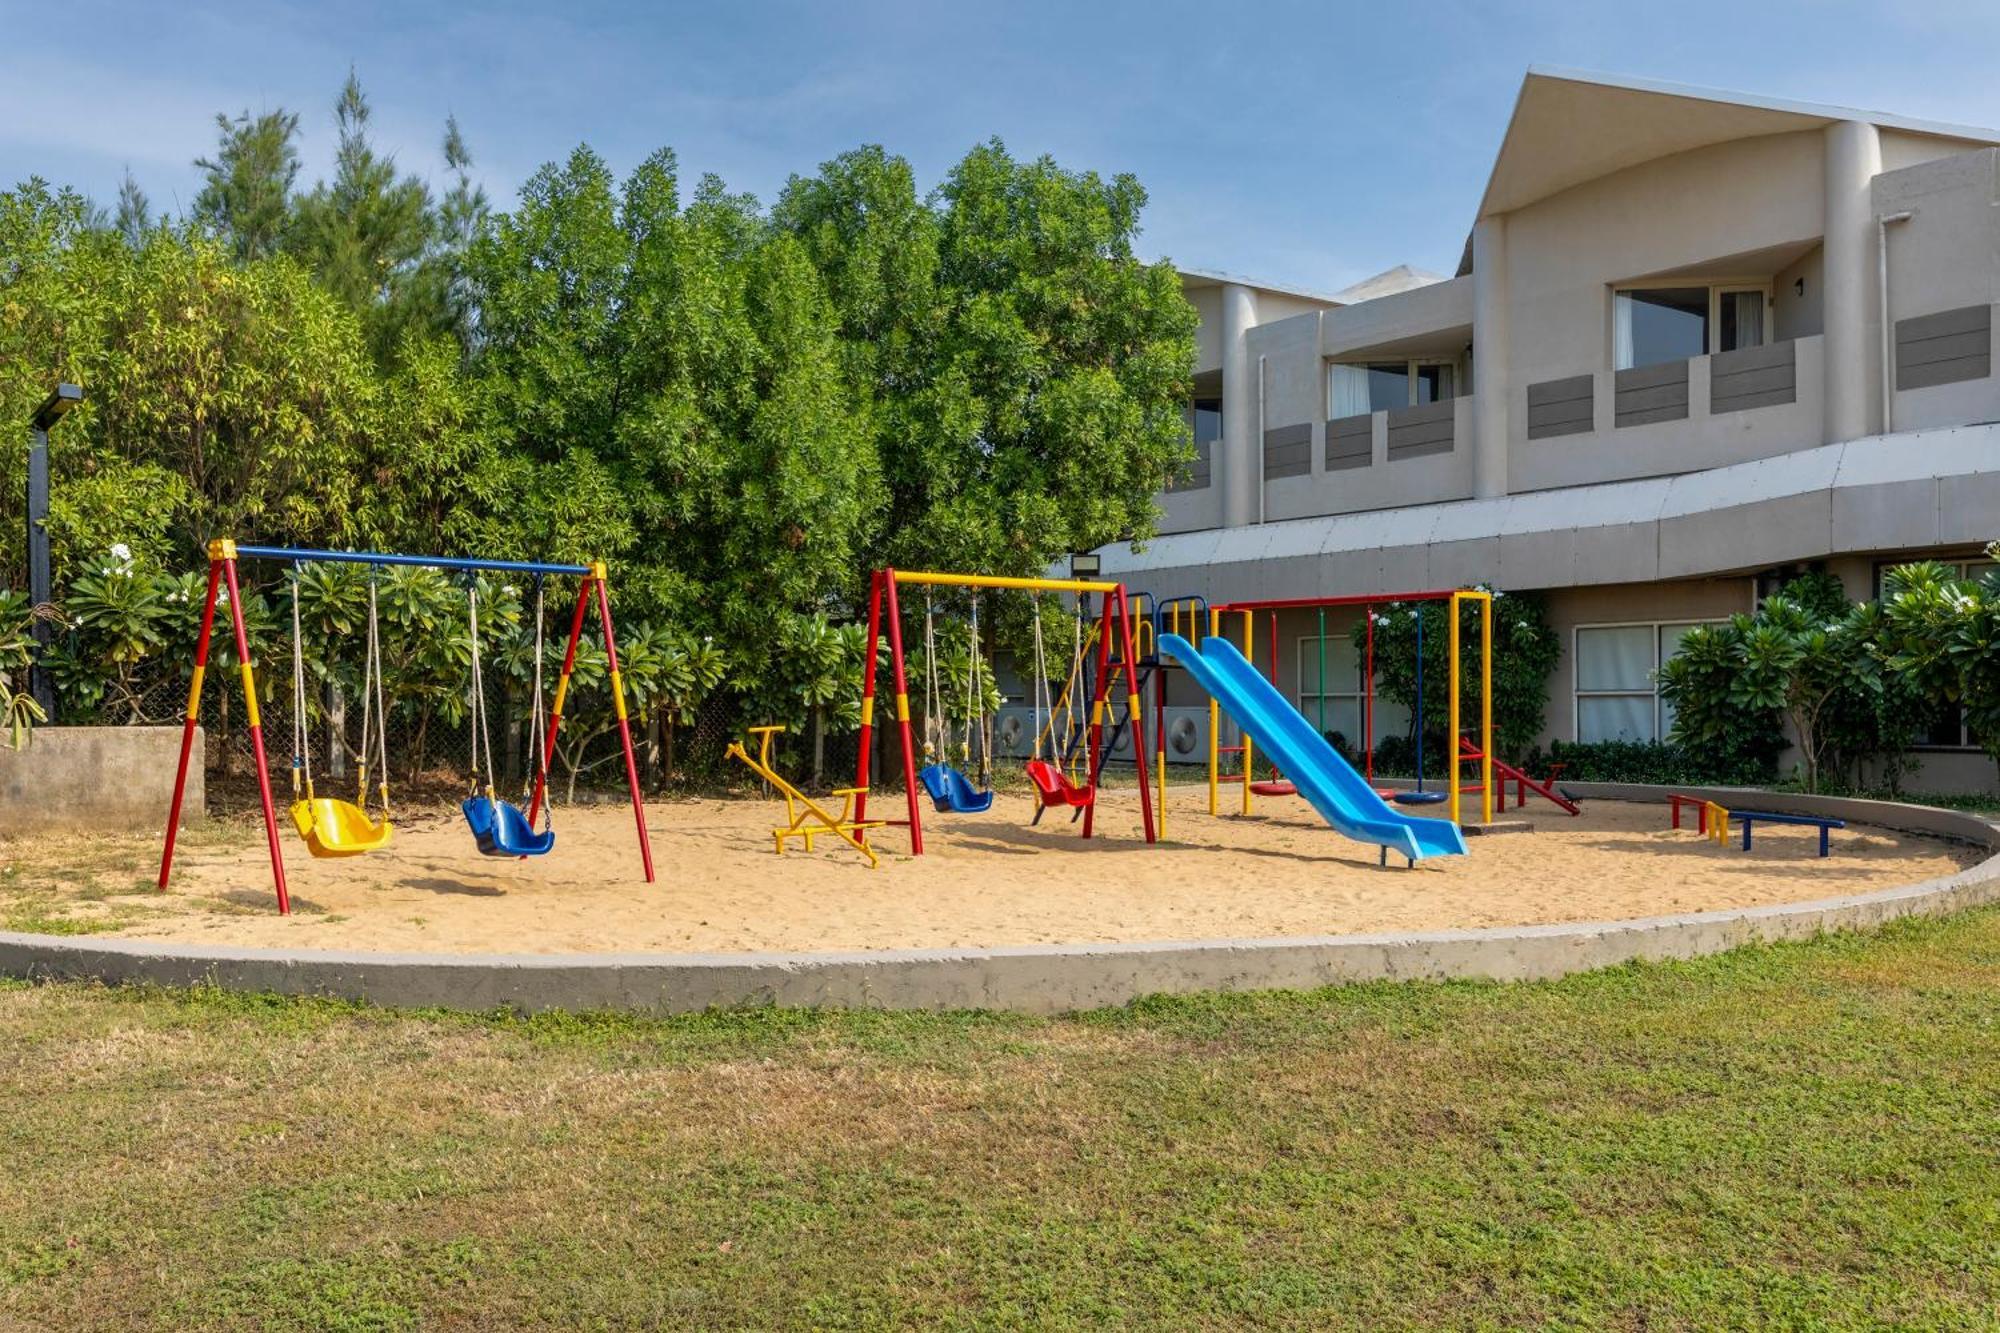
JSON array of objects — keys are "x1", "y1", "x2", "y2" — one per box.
[{"x1": 2, "y1": 912, "x2": 1997, "y2": 1330}]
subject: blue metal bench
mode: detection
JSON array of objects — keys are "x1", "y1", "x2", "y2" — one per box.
[{"x1": 1733, "y1": 809, "x2": 1846, "y2": 858}]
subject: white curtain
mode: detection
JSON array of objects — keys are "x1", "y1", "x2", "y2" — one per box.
[
  {"x1": 1613, "y1": 292, "x2": 1636, "y2": 370},
  {"x1": 1327, "y1": 364, "x2": 1371, "y2": 419},
  {"x1": 1728, "y1": 290, "x2": 1765, "y2": 350}
]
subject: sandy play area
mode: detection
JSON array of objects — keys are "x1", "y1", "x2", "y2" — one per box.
[{"x1": 7, "y1": 787, "x2": 1983, "y2": 955}]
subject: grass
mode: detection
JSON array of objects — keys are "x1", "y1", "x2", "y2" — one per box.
[{"x1": 0, "y1": 913, "x2": 1997, "y2": 1330}]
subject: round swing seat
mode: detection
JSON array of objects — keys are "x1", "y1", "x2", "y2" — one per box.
[
  {"x1": 1391, "y1": 790, "x2": 1451, "y2": 806},
  {"x1": 290, "y1": 798, "x2": 393, "y2": 858},
  {"x1": 462, "y1": 796, "x2": 556, "y2": 857},
  {"x1": 1249, "y1": 780, "x2": 1297, "y2": 797}
]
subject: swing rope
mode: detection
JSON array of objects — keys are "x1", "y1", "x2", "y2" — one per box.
[
  {"x1": 524, "y1": 577, "x2": 551, "y2": 831},
  {"x1": 291, "y1": 570, "x2": 313, "y2": 803},
  {"x1": 1029, "y1": 592, "x2": 1053, "y2": 763},
  {"x1": 357, "y1": 573, "x2": 391, "y2": 819},
  {"x1": 467, "y1": 580, "x2": 498, "y2": 806},
  {"x1": 921, "y1": 589, "x2": 943, "y2": 763}
]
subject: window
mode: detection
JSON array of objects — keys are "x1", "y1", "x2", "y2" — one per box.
[
  {"x1": 1574, "y1": 621, "x2": 1723, "y2": 743},
  {"x1": 1296, "y1": 633, "x2": 1410, "y2": 750},
  {"x1": 1614, "y1": 284, "x2": 1772, "y2": 369},
  {"x1": 1328, "y1": 360, "x2": 1458, "y2": 417},
  {"x1": 1171, "y1": 397, "x2": 1221, "y2": 490}
]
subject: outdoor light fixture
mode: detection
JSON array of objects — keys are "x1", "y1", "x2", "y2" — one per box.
[
  {"x1": 31, "y1": 382, "x2": 82, "y2": 431},
  {"x1": 25, "y1": 382, "x2": 84, "y2": 719},
  {"x1": 1069, "y1": 552, "x2": 1101, "y2": 579}
]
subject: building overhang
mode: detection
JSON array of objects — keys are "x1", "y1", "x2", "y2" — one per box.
[
  {"x1": 1100, "y1": 423, "x2": 2000, "y2": 601},
  {"x1": 1474, "y1": 67, "x2": 2000, "y2": 222}
]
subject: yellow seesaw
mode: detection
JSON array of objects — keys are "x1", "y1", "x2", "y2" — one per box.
[{"x1": 725, "y1": 725, "x2": 883, "y2": 869}]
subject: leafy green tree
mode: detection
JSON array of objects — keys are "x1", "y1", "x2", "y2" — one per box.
[
  {"x1": 1660, "y1": 591, "x2": 1881, "y2": 793},
  {"x1": 1358, "y1": 590, "x2": 1560, "y2": 765},
  {"x1": 0, "y1": 591, "x2": 47, "y2": 746},
  {"x1": 193, "y1": 109, "x2": 301, "y2": 262},
  {"x1": 1878, "y1": 553, "x2": 2000, "y2": 782}
]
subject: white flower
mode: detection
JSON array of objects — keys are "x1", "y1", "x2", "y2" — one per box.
[{"x1": 109, "y1": 542, "x2": 131, "y2": 561}]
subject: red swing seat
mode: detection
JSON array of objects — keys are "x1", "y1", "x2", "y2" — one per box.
[{"x1": 1025, "y1": 759, "x2": 1094, "y2": 825}]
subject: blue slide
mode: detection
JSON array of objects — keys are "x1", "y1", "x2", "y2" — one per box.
[{"x1": 1159, "y1": 634, "x2": 1468, "y2": 865}]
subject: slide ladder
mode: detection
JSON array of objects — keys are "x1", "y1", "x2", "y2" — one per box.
[{"x1": 1160, "y1": 634, "x2": 1467, "y2": 865}]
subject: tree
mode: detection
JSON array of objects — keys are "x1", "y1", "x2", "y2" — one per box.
[
  {"x1": 112, "y1": 170, "x2": 150, "y2": 248},
  {"x1": 288, "y1": 71, "x2": 435, "y2": 361},
  {"x1": 774, "y1": 140, "x2": 1197, "y2": 582},
  {"x1": 1878, "y1": 552, "x2": 2000, "y2": 783},
  {"x1": 192, "y1": 109, "x2": 301, "y2": 262},
  {"x1": 1359, "y1": 590, "x2": 1561, "y2": 764},
  {"x1": 1660, "y1": 590, "x2": 1881, "y2": 793}
]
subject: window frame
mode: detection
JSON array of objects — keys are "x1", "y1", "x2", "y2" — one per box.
[
  {"x1": 1326, "y1": 356, "x2": 1461, "y2": 418},
  {"x1": 1611, "y1": 279, "x2": 1776, "y2": 370},
  {"x1": 1572, "y1": 618, "x2": 1728, "y2": 744}
]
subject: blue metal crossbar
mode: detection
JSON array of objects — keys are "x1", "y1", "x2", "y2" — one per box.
[
  {"x1": 231, "y1": 545, "x2": 592, "y2": 577},
  {"x1": 1734, "y1": 809, "x2": 1846, "y2": 858}
]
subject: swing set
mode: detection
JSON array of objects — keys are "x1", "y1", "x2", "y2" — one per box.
[
  {"x1": 854, "y1": 568, "x2": 1156, "y2": 854},
  {"x1": 157, "y1": 540, "x2": 655, "y2": 914}
]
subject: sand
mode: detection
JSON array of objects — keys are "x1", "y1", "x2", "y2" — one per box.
[{"x1": 23, "y1": 785, "x2": 1980, "y2": 956}]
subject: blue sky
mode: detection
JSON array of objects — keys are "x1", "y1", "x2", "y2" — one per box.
[{"x1": 5, "y1": 0, "x2": 1999, "y2": 293}]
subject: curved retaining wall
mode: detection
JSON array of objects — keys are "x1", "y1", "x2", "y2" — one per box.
[{"x1": 3, "y1": 790, "x2": 1996, "y2": 1015}]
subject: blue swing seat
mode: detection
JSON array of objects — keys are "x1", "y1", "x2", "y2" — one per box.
[
  {"x1": 919, "y1": 763, "x2": 996, "y2": 814},
  {"x1": 461, "y1": 796, "x2": 557, "y2": 857}
]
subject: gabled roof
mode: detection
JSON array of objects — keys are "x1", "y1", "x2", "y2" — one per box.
[
  {"x1": 1175, "y1": 266, "x2": 1347, "y2": 307},
  {"x1": 1476, "y1": 66, "x2": 2000, "y2": 220},
  {"x1": 1330, "y1": 264, "x2": 1449, "y2": 304}
]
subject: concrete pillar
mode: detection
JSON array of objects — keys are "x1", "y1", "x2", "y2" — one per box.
[
  {"x1": 1470, "y1": 216, "x2": 1510, "y2": 499},
  {"x1": 1823, "y1": 120, "x2": 1882, "y2": 442},
  {"x1": 1218, "y1": 282, "x2": 1258, "y2": 528}
]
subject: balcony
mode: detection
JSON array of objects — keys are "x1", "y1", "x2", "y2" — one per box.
[{"x1": 1514, "y1": 336, "x2": 1825, "y2": 493}]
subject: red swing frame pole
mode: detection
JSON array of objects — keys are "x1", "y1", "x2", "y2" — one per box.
[
  {"x1": 523, "y1": 575, "x2": 592, "y2": 831},
  {"x1": 590, "y1": 563, "x2": 655, "y2": 883},
  {"x1": 881, "y1": 569, "x2": 924, "y2": 854},
  {"x1": 157, "y1": 554, "x2": 225, "y2": 894},
  {"x1": 1113, "y1": 585, "x2": 1156, "y2": 844},
  {"x1": 852, "y1": 570, "x2": 885, "y2": 828}
]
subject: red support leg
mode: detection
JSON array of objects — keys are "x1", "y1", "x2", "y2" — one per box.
[
  {"x1": 1117, "y1": 587, "x2": 1156, "y2": 843},
  {"x1": 1364, "y1": 607, "x2": 1375, "y2": 786},
  {"x1": 158, "y1": 559, "x2": 223, "y2": 891},
  {"x1": 1081, "y1": 594, "x2": 1116, "y2": 839},
  {"x1": 524, "y1": 578, "x2": 592, "y2": 830},
  {"x1": 592, "y1": 568, "x2": 656, "y2": 883},
  {"x1": 853, "y1": 570, "x2": 884, "y2": 828},
  {"x1": 222, "y1": 555, "x2": 289, "y2": 914},
  {"x1": 882, "y1": 570, "x2": 923, "y2": 854}
]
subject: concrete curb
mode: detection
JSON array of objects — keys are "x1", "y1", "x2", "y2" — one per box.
[{"x1": 4, "y1": 791, "x2": 1996, "y2": 1016}]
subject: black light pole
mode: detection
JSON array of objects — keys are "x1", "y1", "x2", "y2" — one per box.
[{"x1": 26, "y1": 383, "x2": 83, "y2": 720}]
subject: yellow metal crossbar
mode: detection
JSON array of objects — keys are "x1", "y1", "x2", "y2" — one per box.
[
  {"x1": 890, "y1": 570, "x2": 1121, "y2": 594},
  {"x1": 727, "y1": 726, "x2": 881, "y2": 868}
]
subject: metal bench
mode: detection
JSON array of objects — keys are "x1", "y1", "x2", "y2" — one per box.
[{"x1": 1732, "y1": 809, "x2": 1846, "y2": 858}]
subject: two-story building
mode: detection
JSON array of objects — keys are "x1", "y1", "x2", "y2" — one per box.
[{"x1": 1090, "y1": 67, "x2": 2000, "y2": 792}]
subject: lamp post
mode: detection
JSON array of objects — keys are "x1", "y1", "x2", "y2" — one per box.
[{"x1": 26, "y1": 383, "x2": 82, "y2": 719}]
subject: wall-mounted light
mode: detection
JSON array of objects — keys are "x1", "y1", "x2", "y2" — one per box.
[{"x1": 1794, "y1": 277, "x2": 1806, "y2": 298}]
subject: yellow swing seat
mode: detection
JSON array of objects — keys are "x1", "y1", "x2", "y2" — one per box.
[{"x1": 290, "y1": 797, "x2": 393, "y2": 858}]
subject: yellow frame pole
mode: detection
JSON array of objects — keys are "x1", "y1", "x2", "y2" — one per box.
[{"x1": 890, "y1": 570, "x2": 1121, "y2": 594}]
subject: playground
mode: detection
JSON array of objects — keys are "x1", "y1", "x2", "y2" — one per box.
[{"x1": 11, "y1": 789, "x2": 1979, "y2": 955}]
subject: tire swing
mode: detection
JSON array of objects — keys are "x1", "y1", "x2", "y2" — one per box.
[
  {"x1": 460, "y1": 577, "x2": 557, "y2": 857},
  {"x1": 916, "y1": 588, "x2": 996, "y2": 814},
  {"x1": 287, "y1": 567, "x2": 394, "y2": 856}
]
